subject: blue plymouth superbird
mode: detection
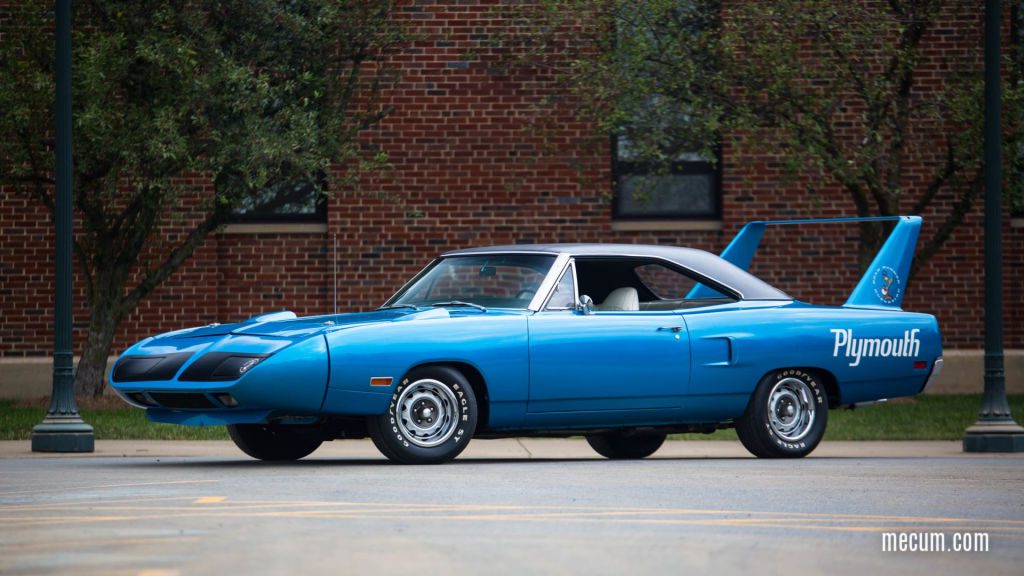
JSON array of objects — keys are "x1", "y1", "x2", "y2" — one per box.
[{"x1": 111, "y1": 216, "x2": 942, "y2": 463}]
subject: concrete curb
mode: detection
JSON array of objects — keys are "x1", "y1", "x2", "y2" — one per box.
[{"x1": 3, "y1": 438, "x2": 1021, "y2": 460}]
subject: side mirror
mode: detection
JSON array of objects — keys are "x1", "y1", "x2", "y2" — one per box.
[{"x1": 577, "y1": 294, "x2": 594, "y2": 315}]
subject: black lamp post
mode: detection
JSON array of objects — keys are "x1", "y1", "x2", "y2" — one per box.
[
  {"x1": 963, "y1": 0, "x2": 1024, "y2": 452},
  {"x1": 31, "y1": 0, "x2": 94, "y2": 453}
]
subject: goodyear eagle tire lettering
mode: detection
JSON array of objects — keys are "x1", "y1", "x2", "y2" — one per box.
[
  {"x1": 735, "y1": 368, "x2": 828, "y2": 459},
  {"x1": 368, "y1": 366, "x2": 478, "y2": 464}
]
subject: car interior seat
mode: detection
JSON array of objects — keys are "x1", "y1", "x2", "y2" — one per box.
[{"x1": 598, "y1": 287, "x2": 639, "y2": 311}]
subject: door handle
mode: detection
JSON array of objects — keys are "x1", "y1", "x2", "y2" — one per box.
[{"x1": 657, "y1": 326, "x2": 684, "y2": 333}]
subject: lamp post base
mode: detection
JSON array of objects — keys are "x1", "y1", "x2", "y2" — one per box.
[
  {"x1": 31, "y1": 414, "x2": 94, "y2": 453},
  {"x1": 963, "y1": 421, "x2": 1024, "y2": 453}
]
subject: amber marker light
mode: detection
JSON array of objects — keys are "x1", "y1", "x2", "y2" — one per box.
[{"x1": 370, "y1": 377, "x2": 394, "y2": 387}]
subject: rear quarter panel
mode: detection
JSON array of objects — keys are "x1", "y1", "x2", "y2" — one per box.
[{"x1": 683, "y1": 301, "x2": 941, "y2": 417}]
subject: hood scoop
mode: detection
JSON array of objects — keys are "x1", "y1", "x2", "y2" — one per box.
[{"x1": 176, "y1": 311, "x2": 299, "y2": 338}]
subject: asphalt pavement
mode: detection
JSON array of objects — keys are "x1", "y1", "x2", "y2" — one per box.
[{"x1": 1, "y1": 439, "x2": 1022, "y2": 576}]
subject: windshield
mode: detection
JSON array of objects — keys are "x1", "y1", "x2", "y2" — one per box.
[{"x1": 389, "y1": 254, "x2": 556, "y2": 309}]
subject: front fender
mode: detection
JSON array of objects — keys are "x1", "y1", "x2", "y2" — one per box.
[{"x1": 319, "y1": 314, "x2": 530, "y2": 424}]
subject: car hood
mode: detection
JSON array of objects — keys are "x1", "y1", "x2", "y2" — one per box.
[{"x1": 151, "y1": 307, "x2": 523, "y2": 342}]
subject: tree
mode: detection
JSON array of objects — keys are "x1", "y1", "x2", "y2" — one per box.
[
  {"x1": 505, "y1": 0, "x2": 1024, "y2": 272},
  {"x1": 0, "y1": 0, "x2": 407, "y2": 397}
]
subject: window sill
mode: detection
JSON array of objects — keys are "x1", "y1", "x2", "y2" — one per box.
[
  {"x1": 611, "y1": 220, "x2": 722, "y2": 232},
  {"x1": 220, "y1": 223, "x2": 328, "y2": 235},
  {"x1": 1012, "y1": 217, "x2": 1024, "y2": 229}
]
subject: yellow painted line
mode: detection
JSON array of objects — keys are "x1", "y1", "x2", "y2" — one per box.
[
  {"x1": 2, "y1": 506, "x2": 1015, "y2": 530},
  {"x1": 1, "y1": 508, "x2": 1022, "y2": 539},
  {"x1": 245, "y1": 512, "x2": 1024, "y2": 538},
  {"x1": 0, "y1": 515, "x2": 146, "y2": 523},
  {"x1": 4, "y1": 493, "x2": 1024, "y2": 533},
  {"x1": 183, "y1": 511, "x2": 1024, "y2": 538},
  {"x1": 0, "y1": 535, "x2": 199, "y2": 553},
  {"x1": 0, "y1": 495, "x2": 218, "y2": 512},
  {"x1": 240, "y1": 501, "x2": 1024, "y2": 526},
  {"x1": 3, "y1": 495, "x2": 1023, "y2": 530},
  {"x1": 489, "y1": 509, "x2": 1024, "y2": 526},
  {"x1": 3, "y1": 495, "x2": 1023, "y2": 539},
  {"x1": 0, "y1": 479, "x2": 219, "y2": 497}
]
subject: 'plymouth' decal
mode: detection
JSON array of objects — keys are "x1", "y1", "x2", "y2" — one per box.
[{"x1": 831, "y1": 328, "x2": 920, "y2": 367}]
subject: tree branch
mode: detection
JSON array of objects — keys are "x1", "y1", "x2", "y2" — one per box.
[
  {"x1": 73, "y1": 239, "x2": 96, "y2": 304},
  {"x1": 119, "y1": 198, "x2": 231, "y2": 315},
  {"x1": 13, "y1": 129, "x2": 56, "y2": 213},
  {"x1": 912, "y1": 140, "x2": 958, "y2": 214},
  {"x1": 911, "y1": 168, "x2": 982, "y2": 278}
]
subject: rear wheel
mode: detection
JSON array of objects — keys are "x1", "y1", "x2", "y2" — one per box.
[
  {"x1": 735, "y1": 369, "x2": 827, "y2": 458},
  {"x1": 586, "y1": 430, "x2": 666, "y2": 459},
  {"x1": 227, "y1": 423, "x2": 323, "y2": 461},
  {"x1": 367, "y1": 366, "x2": 478, "y2": 464}
]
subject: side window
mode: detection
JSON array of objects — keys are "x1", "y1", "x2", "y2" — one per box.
[
  {"x1": 545, "y1": 265, "x2": 577, "y2": 310},
  {"x1": 634, "y1": 263, "x2": 727, "y2": 300}
]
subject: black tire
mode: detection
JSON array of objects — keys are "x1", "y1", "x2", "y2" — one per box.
[
  {"x1": 586, "y1": 430, "x2": 666, "y2": 459},
  {"x1": 227, "y1": 423, "x2": 323, "y2": 461},
  {"x1": 367, "y1": 366, "x2": 478, "y2": 464},
  {"x1": 735, "y1": 368, "x2": 828, "y2": 458}
]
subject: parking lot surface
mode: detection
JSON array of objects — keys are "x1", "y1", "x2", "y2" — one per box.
[{"x1": 1, "y1": 439, "x2": 1022, "y2": 576}]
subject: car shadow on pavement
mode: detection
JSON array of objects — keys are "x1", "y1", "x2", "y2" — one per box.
[{"x1": 113, "y1": 455, "x2": 761, "y2": 468}]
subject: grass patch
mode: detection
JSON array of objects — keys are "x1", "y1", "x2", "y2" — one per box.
[
  {"x1": 670, "y1": 394, "x2": 1024, "y2": 442},
  {"x1": 0, "y1": 398, "x2": 228, "y2": 441},
  {"x1": 1, "y1": 395, "x2": 1021, "y2": 442}
]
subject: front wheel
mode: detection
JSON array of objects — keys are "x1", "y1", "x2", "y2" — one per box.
[
  {"x1": 367, "y1": 366, "x2": 478, "y2": 464},
  {"x1": 586, "y1": 430, "x2": 666, "y2": 459},
  {"x1": 735, "y1": 368, "x2": 828, "y2": 458},
  {"x1": 227, "y1": 423, "x2": 323, "y2": 461}
]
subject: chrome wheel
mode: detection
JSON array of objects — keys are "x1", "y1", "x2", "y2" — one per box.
[
  {"x1": 767, "y1": 377, "x2": 816, "y2": 442},
  {"x1": 396, "y1": 378, "x2": 460, "y2": 448}
]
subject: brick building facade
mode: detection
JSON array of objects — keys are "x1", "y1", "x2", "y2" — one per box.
[{"x1": 1, "y1": 1, "x2": 1022, "y2": 394}]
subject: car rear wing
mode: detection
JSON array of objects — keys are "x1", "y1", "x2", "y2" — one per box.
[{"x1": 689, "y1": 216, "x2": 922, "y2": 309}]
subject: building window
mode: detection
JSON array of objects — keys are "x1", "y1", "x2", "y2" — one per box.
[
  {"x1": 612, "y1": 137, "x2": 721, "y2": 220},
  {"x1": 609, "y1": 1, "x2": 723, "y2": 222},
  {"x1": 230, "y1": 179, "x2": 327, "y2": 223}
]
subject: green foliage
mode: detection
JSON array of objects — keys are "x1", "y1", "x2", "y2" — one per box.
[
  {"x1": 502, "y1": 1, "x2": 727, "y2": 165},
  {"x1": 2, "y1": 1, "x2": 404, "y2": 221},
  {"x1": 508, "y1": 0, "x2": 1024, "y2": 264},
  {"x1": 1009, "y1": 1, "x2": 1024, "y2": 215},
  {"x1": 0, "y1": 0, "x2": 408, "y2": 396}
]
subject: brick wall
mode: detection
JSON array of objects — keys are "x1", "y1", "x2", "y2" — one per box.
[{"x1": 0, "y1": 0, "x2": 1020, "y2": 358}]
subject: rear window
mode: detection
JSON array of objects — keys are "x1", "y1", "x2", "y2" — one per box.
[{"x1": 634, "y1": 262, "x2": 729, "y2": 300}]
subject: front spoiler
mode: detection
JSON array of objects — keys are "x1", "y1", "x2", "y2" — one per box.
[{"x1": 147, "y1": 409, "x2": 272, "y2": 426}]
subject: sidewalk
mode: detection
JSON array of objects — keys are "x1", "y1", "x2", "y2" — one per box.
[{"x1": 2, "y1": 438, "x2": 1019, "y2": 460}]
